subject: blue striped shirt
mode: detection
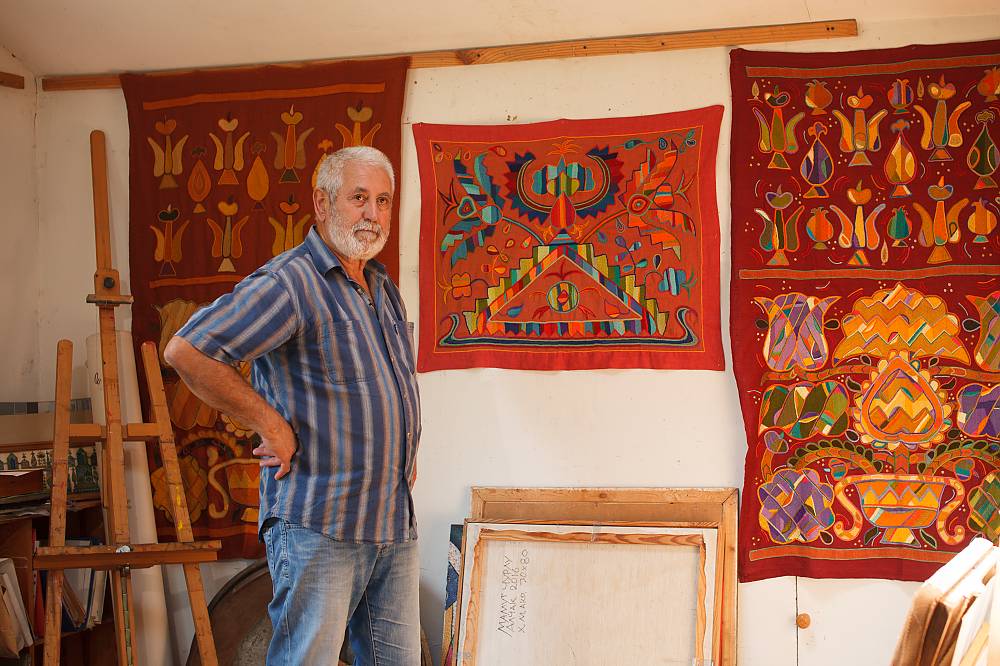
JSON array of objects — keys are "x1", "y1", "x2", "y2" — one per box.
[{"x1": 176, "y1": 228, "x2": 420, "y2": 543}]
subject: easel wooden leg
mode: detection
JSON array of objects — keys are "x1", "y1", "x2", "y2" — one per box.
[
  {"x1": 43, "y1": 341, "x2": 74, "y2": 666},
  {"x1": 96, "y1": 305, "x2": 142, "y2": 665},
  {"x1": 141, "y1": 342, "x2": 219, "y2": 666},
  {"x1": 107, "y1": 570, "x2": 137, "y2": 665},
  {"x1": 182, "y1": 563, "x2": 215, "y2": 665}
]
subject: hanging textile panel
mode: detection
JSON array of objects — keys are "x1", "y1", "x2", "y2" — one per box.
[
  {"x1": 122, "y1": 58, "x2": 409, "y2": 559},
  {"x1": 413, "y1": 108, "x2": 724, "y2": 372},
  {"x1": 731, "y1": 40, "x2": 1000, "y2": 582}
]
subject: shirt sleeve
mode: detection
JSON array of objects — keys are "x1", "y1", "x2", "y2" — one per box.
[{"x1": 175, "y1": 270, "x2": 298, "y2": 365}]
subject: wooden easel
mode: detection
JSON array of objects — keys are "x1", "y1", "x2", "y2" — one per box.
[{"x1": 33, "y1": 130, "x2": 221, "y2": 665}]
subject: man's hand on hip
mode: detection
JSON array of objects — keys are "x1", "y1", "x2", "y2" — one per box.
[
  {"x1": 253, "y1": 420, "x2": 298, "y2": 480},
  {"x1": 165, "y1": 338, "x2": 299, "y2": 480}
]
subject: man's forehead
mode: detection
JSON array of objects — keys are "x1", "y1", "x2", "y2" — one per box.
[
  {"x1": 345, "y1": 182, "x2": 391, "y2": 193},
  {"x1": 342, "y1": 163, "x2": 392, "y2": 192}
]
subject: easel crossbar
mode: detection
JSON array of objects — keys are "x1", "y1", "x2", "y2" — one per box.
[
  {"x1": 65, "y1": 422, "x2": 172, "y2": 443},
  {"x1": 35, "y1": 541, "x2": 221, "y2": 570}
]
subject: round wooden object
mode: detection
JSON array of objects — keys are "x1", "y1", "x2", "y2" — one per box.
[
  {"x1": 796, "y1": 612, "x2": 811, "y2": 629},
  {"x1": 186, "y1": 559, "x2": 432, "y2": 665}
]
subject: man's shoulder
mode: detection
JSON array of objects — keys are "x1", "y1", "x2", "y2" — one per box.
[{"x1": 257, "y1": 243, "x2": 322, "y2": 281}]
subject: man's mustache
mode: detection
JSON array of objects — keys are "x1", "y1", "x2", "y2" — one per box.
[{"x1": 353, "y1": 221, "x2": 381, "y2": 238}]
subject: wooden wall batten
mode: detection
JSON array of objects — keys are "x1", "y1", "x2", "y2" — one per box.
[
  {"x1": 0, "y1": 70, "x2": 25, "y2": 89},
  {"x1": 40, "y1": 19, "x2": 857, "y2": 91}
]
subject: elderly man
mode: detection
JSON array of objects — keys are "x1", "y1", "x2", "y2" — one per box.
[{"x1": 164, "y1": 146, "x2": 421, "y2": 665}]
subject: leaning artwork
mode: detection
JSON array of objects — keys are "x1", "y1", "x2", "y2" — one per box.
[{"x1": 456, "y1": 524, "x2": 714, "y2": 666}]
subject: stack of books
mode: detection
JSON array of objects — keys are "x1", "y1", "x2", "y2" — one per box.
[
  {"x1": 0, "y1": 543, "x2": 111, "y2": 657},
  {"x1": 35, "y1": 538, "x2": 110, "y2": 637},
  {"x1": 63, "y1": 538, "x2": 110, "y2": 632},
  {"x1": 892, "y1": 538, "x2": 999, "y2": 666}
]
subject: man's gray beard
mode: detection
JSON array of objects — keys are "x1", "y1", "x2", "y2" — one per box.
[{"x1": 329, "y1": 219, "x2": 387, "y2": 261}]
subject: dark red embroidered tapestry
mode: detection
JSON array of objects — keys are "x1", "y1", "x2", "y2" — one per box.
[
  {"x1": 731, "y1": 41, "x2": 1000, "y2": 582},
  {"x1": 413, "y1": 108, "x2": 724, "y2": 372},
  {"x1": 122, "y1": 58, "x2": 408, "y2": 558}
]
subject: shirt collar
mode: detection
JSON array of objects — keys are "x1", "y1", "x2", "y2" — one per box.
[{"x1": 304, "y1": 226, "x2": 389, "y2": 288}]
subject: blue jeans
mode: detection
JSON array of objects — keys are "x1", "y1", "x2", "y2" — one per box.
[{"x1": 262, "y1": 519, "x2": 421, "y2": 665}]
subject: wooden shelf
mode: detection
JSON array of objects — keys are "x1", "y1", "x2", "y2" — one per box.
[
  {"x1": 0, "y1": 493, "x2": 103, "y2": 527},
  {"x1": 0, "y1": 503, "x2": 114, "y2": 664}
]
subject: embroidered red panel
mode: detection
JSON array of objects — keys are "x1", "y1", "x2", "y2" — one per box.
[
  {"x1": 731, "y1": 41, "x2": 1000, "y2": 582},
  {"x1": 413, "y1": 108, "x2": 724, "y2": 372},
  {"x1": 122, "y1": 58, "x2": 408, "y2": 559}
]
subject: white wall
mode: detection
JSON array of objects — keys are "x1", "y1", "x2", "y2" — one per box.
[
  {"x1": 22, "y1": 12, "x2": 1000, "y2": 666},
  {"x1": 34, "y1": 88, "x2": 132, "y2": 400},
  {"x1": 0, "y1": 44, "x2": 39, "y2": 401}
]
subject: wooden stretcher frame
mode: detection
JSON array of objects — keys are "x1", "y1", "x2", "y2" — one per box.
[
  {"x1": 457, "y1": 487, "x2": 738, "y2": 666},
  {"x1": 458, "y1": 524, "x2": 712, "y2": 666}
]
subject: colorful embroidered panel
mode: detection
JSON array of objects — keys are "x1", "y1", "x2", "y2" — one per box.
[
  {"x1": 731, "y1": 40, "x2": 1000, "y2": 582},
  {"x1": 413, "y1": 109, "x2": 724, "y2": 371},
  {"x1": 122, "y1": 58, "x2": 408, "y2": 559}
]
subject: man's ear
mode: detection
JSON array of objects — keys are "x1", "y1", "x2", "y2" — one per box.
[{"x1": 312, "y1": 188, "x2": 330, "y2": 223}]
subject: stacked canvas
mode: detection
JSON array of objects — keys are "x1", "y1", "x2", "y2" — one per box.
[
  {"x1": 0, "y1": 557, "x2": 32, "y2": 656},
  {"x1": 445, "y1": 488, "x2": 738, "y2": 666},
  {"x1": 59, "y1": 539, "x2": 109, "y2": 631},
  {"x1": 893, "y1": 538, "x2": 999, "y2": 666},
  {"x1": 39, "y1": 538, "x2": 110, "y2": 634}
]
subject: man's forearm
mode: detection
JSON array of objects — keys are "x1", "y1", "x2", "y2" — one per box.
[{"x1": 163, "y1": 337, "x2": 287, "y2": 439}]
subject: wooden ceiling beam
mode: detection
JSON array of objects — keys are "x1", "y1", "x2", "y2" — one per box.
[{"x1": 41, "y1": 18, "x2": 857, "y2": 92}]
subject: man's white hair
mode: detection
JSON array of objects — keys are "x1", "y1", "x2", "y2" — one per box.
[{"x1": 316, "y1": 146, "x2": 395, "y2": 198}]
